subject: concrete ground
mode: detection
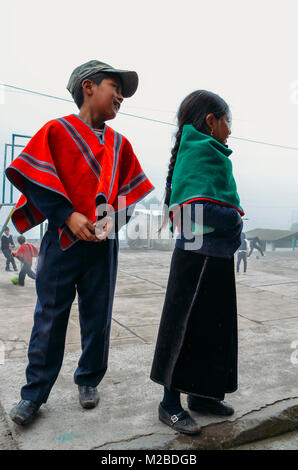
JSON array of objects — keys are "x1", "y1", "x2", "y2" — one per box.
[
  {"x1": 0, "y1": 247, "x2": 298, "y2": 450},
  {"x1": 232, "y1": 429, "x2": 298, "y2": 450}
]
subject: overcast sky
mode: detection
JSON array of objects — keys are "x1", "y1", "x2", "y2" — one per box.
[{"x1": 1, "y1": 0, "x2": 298, "y2": 237}]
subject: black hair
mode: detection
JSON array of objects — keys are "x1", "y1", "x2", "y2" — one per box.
[
  {"x1": 160, "y1": 90, "x2": 230, "y2": 228},
  {"x1": 17, "y1": 235, "x2": 26, "y2": 245},
  {"x1": 73, "y1": 72, "x2": 122, "y2": 109}
]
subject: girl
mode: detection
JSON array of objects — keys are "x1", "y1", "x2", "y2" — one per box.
[{"x1": 150, "y1": 90, "x2": 244, "y2": 435}]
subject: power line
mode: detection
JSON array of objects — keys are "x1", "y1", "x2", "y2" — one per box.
[
  {"x1": 2, "y1": 83, "x2": 298, "y2": 151},
  {"x1": 2, "y1": 84, "x2": 73, "y2": 103},
  {"x1": 245, "y1": 204, "x2": 298, "y2": 209}
]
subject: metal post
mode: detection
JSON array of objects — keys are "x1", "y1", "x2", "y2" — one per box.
[
  {"x1": 2, "y1": 143, "x2": 24, "y2": 204},
  {"x1": 3, "y1": 134, "x2": 31, "y2": 205},
  {"x1": 292, "y1": 235, "x2": 296, "y2": 251},
  {"x1": 10, "y1": 135, "x2": 15, "y2": 203},
  {"x1": 2, "y1": 144, "x2": 8, "y2": 204},
  {"x1": 0, "y1": 205, "x2": 16, "y2": 237}
]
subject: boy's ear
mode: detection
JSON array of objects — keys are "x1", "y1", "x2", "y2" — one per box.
[{"x1": 81, "y1": 79, "x2": 94, "y2": 96}]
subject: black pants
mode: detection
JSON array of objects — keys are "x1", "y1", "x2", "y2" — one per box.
[
  {"x1": 18, "y1": 262, "x2": 36, "y2": 286},
  {"x1": 2, "y1": 249, "x2": 17, "y2": 270},
  {"x1": 237, "y1": 251, "x2": 247, "y2": 272}
]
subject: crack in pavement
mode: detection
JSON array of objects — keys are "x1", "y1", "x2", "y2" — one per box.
[
  {"x1": 115, "y1": 292, "x2": 165, "y2": 297},
  {"x1": 90, "y1": 397, "x2": 298, "y2": 450},
  {"x1": 112, "y1": 318, "x2": 149, "y2": 344},
  {"x1": 260, "y1": 315, "x2": 298, "y2": 323},
  {"x1": 92, "y1": 432, "x2": 173, "y2": 450},
  {"x1": 234, "y1": 396, "x2": 298, "y2": 420},
  {"x1": 238, "y1": 281, "x2": 298, "y2": 288},
  {"x1": 237, "y1": 314, "x2": 263, "y2": 325},
  {"x1": 118, "y1": 269, "x2": 166, "y2": 290}
]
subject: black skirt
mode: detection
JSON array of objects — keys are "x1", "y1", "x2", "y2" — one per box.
[{"x1": 150, "y1": 247, "x2": 238, "y2": 398}]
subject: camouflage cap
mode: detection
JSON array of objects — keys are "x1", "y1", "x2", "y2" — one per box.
[{"x1": 67, "y1": 60, "x2": 139, "y2": 98}]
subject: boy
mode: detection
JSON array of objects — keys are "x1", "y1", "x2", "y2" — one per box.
[
  {"x1": 11, "y1": 235, "x2": 38, "y2": 286},
  {"x1": 1, "y1": 227, "x2": 17, "y2": 272},
  {"x1": 6, "y1": 59, "x2": 154, "y2": 425}
]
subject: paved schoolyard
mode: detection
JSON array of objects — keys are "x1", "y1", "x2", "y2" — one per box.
[{"x1": 0, "y1": 247, "x2": 298, "y2": 449}]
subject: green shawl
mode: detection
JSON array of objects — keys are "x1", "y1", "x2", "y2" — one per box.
[{"x1": 169, "y1": 125, "x2": 244, "y2": 234}]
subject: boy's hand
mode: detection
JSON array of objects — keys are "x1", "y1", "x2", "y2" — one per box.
[
  {"x1": 94, "y1": 216, "x2": 114, "y2": 241},
  {"x1": 65, "y1": 212, "x2": 99, "y2": 242}
]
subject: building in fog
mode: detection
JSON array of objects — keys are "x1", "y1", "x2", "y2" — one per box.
[{"x1": 245, "y1": 228, "x2": 298, "y2": 252}]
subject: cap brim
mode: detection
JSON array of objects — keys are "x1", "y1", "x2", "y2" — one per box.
[{"x1": 102, "y1": 69, "x2": 139, "y2": 98}]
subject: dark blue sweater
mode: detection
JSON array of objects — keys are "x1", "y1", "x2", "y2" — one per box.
[
  {"x1": 175, "y1": 201, "x2": 243, "y2": 258},
  {"x1": 24, "y1": 179, "x2": 74, "y2": 231},
  {"x1": 1, "y1": 234, "x2": 15, "y2": 252}
]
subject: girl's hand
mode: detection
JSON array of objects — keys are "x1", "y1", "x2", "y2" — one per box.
[
  {"x1": 237, "y1": 212, "x2": 242, "y2": 225},
  {"x1": 94, "y1": 216, "x2": 114, "y2": 241},
  {"x1": 65, "y1": 212, "x2": 99, "y2": 242}
]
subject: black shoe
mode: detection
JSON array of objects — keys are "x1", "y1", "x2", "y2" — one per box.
[
  {"x1": 187, "y1": 395, "x2": 234, "y2": 416},
  {"x1": 78, "y1": 385, "x2": 100, "y2": 409},
  {"x1": 14, "y1": 268, "x2": 18, "y2": 272},
  {"x1": 10, "y1": 399, "x2": 41, "y2": 425},
  {"x1": 5, "y1": 268, "x2": 11, "y2": 272},
  {"x1": 158, "y1": 403, "x2": 201, "y2": 435}
]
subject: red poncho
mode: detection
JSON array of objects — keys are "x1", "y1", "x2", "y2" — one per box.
[
  {"x1": 12, "y1": 243, "x2": 39, "y2": 265},
  {"x1": 6, "y1": 114, "x2": 154, "y2": 249}
]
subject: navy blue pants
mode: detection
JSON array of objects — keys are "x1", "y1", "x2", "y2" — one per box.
[
  {"x1": 18, "y1": 262, "x2": 36, "y2": 286},
  {"x1": 236, "y1": 251, "x2": 247, "y2": 273},
  {"x1": 3, "y1": 249, "x2": 17, "y2": 270},
  {"x1": 21, "y1": 229, "x2": 118, "y2": 404}
]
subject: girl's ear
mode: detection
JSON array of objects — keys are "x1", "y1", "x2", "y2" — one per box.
[{"x1": 205, "y1": 113, "x2": 216, "y2": 133}]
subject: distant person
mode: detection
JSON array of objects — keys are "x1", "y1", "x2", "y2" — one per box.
[
  {"x1": 248, "y1": 236, "x2": 264, "y2": 257},
  {"x1": 11, "y1": 236, "x2": 39, "y2": 286},
  {"x1": 1, "y1": 227, "x2": 17, "y2": 272},
  {"x1": 237, "y1": 232, "x2": 248, "y2": 273}
]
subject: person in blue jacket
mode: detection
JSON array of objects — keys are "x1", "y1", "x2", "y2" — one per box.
[{"x1": 1, "y1": 227, "x2": 17, "y2": 272}]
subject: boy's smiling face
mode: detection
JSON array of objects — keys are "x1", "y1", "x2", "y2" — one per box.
[{"x1": 81, "y1": 75, "x2": 124, "y2": 124}]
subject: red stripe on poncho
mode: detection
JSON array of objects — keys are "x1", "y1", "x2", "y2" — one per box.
[{"x1": 6, "y1": 115, "x2": 154, "y2": 249}]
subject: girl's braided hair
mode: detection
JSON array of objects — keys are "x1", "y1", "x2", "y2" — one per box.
[{"x1": 160, "y1": 90, "x2": 230, "y2": 229}]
